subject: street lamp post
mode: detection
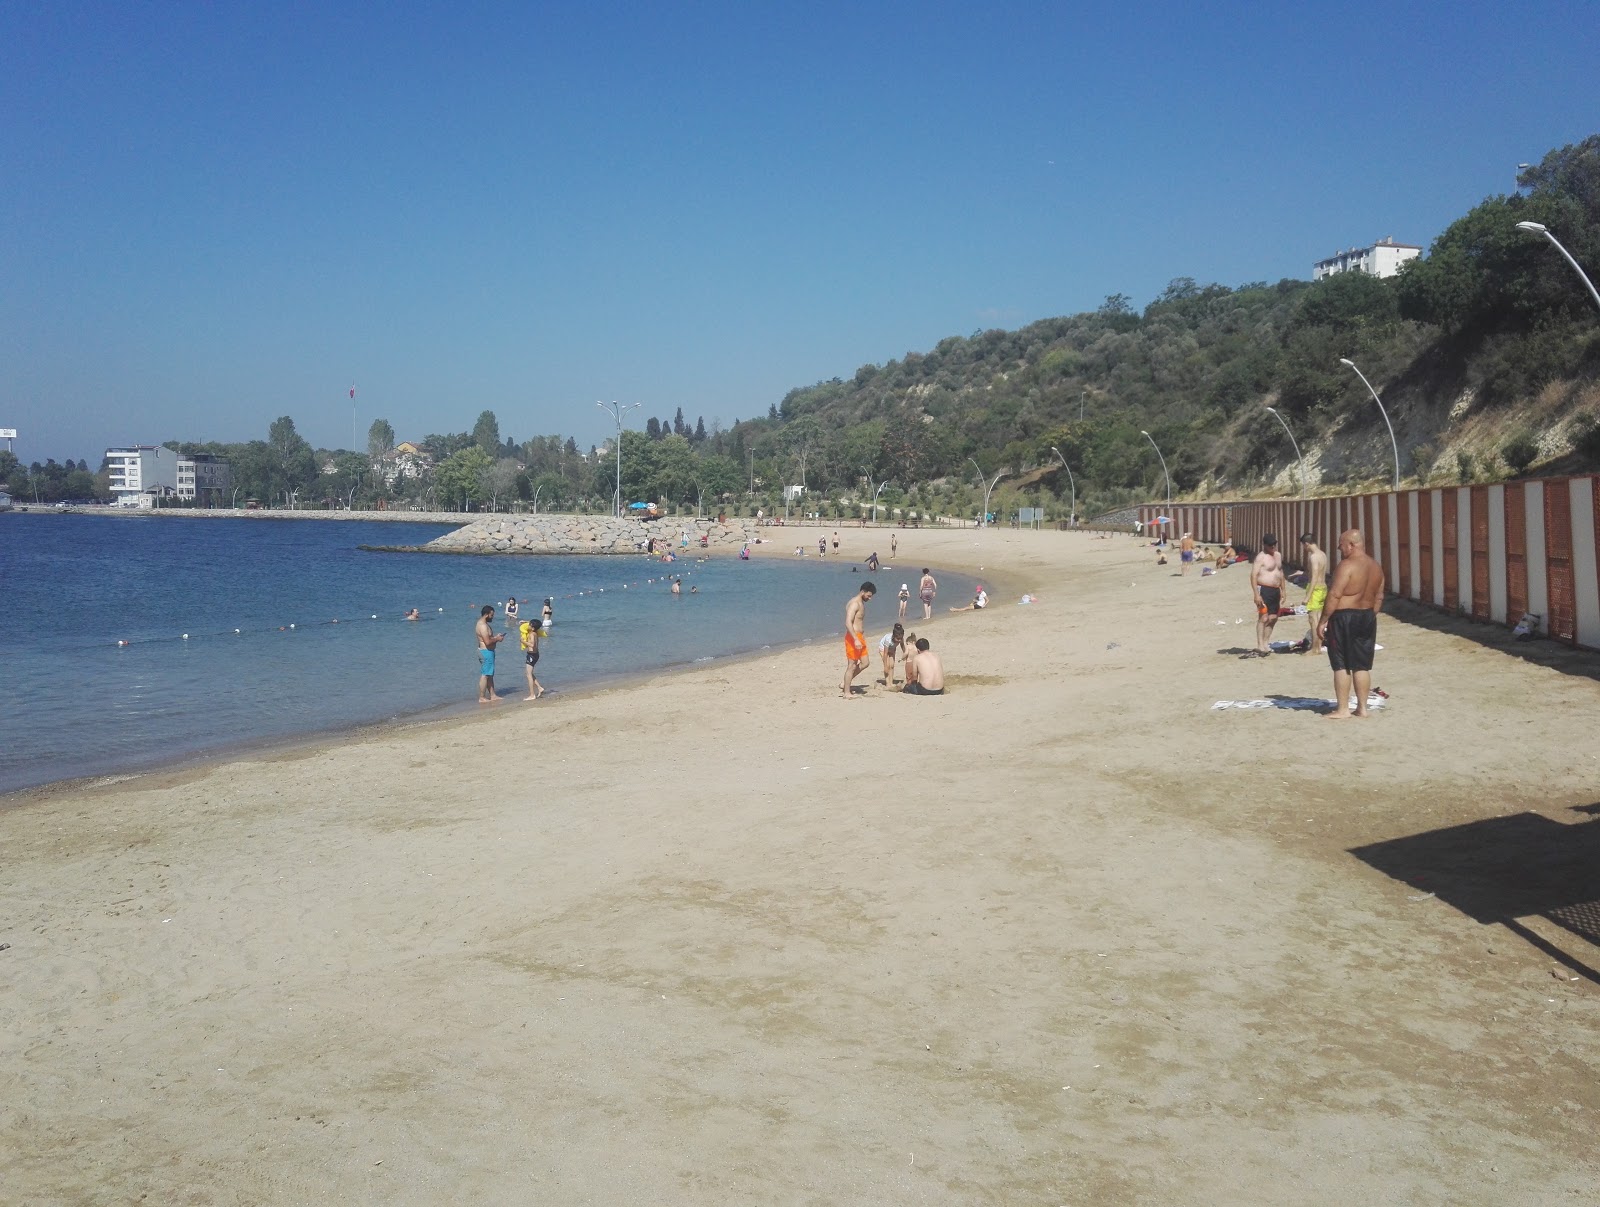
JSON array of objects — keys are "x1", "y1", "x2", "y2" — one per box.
[
  {"x1": 596, "y1": 400, "x2": 642, "y2": 518},
  {"x1": 872, "y1": 480, "x2": 889, "y2": 524},
  {"x1": 1263, "y1": 407, "x2": 1307, "y2": 495},
  {"x1": 1139, "y1": 430, "x2": 1172, "y2": 512},
  {"x1": 1049, "y1": 446, "x2": 1076, "y2": 525},
  {"x1": 1515, "y1": 221, "x2": 1600, "y2": 313},
  {"x1": 969, "y1": 457, "x2": 1007, "y2": 527},
  {"x1": 1337, "y1": 359, "x2": 1401, "y2": 490}
]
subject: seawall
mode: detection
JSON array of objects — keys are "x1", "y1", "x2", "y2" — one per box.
[{"x1": 421, "y1": 514, "x2": 758, "y2": 555}]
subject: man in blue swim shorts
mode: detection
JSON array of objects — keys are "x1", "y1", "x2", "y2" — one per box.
[{"x1": 475, "y1": 604, "x2": 505, "y2": 705}]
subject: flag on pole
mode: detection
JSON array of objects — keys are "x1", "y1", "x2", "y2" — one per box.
[{"x1": 349, "y1": 384, "x2": 356, "y2": 400}]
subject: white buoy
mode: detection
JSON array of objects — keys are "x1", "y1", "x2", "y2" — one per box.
[
  {"x1": 234, "y1": 628, "x2": 240, "y2": 634},
  {"x1": 289, "y1": 623, "x2": 296, "y2": 629},
  {"x1": 182, "y1": 633, "x2": 189, "y2": 639}
]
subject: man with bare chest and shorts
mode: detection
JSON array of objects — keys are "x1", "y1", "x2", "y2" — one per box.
[
  {"x1": 840, "y1": 581, "x2": 875, "y2": 698},
  {"x1": 1318, "y1": 528, "x2": 1385, "y2": 717},
  {"x1": 1300, "y1": 533, "x2": 1330, "y2": 654},
  {"x1": 1249, "y1": 534, "x2": 1286, "y2": 656}
]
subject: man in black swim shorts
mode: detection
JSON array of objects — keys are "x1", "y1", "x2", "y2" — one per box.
[
  {"x1": 1249, "y1": 533, "x2": 1286, "y2": 656},
  {"x1": 1317, "y1": 528, "x2": 1386, "y2": 718}
]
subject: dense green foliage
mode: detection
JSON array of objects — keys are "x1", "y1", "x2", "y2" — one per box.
[{"x1": 12, "y1": 136, "x2": 1599, "y2": 516}]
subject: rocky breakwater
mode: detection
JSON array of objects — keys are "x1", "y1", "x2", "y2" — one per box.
[{"x1": 419, "y1": 514, "x2": 759, "y2": 555}]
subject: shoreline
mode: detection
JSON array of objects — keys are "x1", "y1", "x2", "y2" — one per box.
[
  {"x1": 9, "y1": 526, "x2": 1594, "y2": 1202},
  {"x1": 3, "y1": 544, "x2": 996, "y2": 805}
]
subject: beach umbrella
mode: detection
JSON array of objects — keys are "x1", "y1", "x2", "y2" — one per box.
[{"x1": 628, "y1": 501, "x2": 649, "y2": 510}]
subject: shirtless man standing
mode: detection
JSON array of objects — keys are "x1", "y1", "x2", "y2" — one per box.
[
  {"x1": 1299, "y1": 533, "x2": 1330, "y2": 654},
  {"x1": 1179, "y1": 531, "x2": 1196, "y2": 575},
  {"x1": 918, "y1": 568, "x2": 938, "y2": 620},
  {"x1": 840, "y1": 581, "x2": 876, "y2": 698},
  {"x1": 1249, "y1": 533, "x2": 1286, "y2": 656},
  {"x1": 475, "y1": 605, "x2": 505, "y2": 704},
  {"x1": 1318, "y1": 528, "x2": 1385, "y2": 718},
  {"x1": 902, "y1": 638, "x2": 945, "y2": 696}
]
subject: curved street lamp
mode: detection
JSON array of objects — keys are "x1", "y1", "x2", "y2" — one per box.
[
  {"x1": 969, "y1": 457, "x2": 1006, "y2": 527},
  {"x1": 1139, "y1": 430, "x2": 1172, "y2": 511},
  {"x1": 872, "y1": 480, "x2": 889, "y2": 524},
  {"x1": 1515, "y1": 221, "x2": 1600, "y2": 313},
  {"x1": 1337, "y1": 359, "x2": 1401, "y2": 490},
  {"x1": 1263, "y1": 406, "x2": 1307, "y2": 495},
  {"x1": 596, "y1": 400, "x2": 642, "y2": 517},
  {"x1": 1049, "y1": 446, "x2": 1076, "y2": 525}
]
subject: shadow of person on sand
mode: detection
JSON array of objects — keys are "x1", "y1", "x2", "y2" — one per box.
[{"x1": 1350, "y1": 806, "x2": 1600, "y2": 985}]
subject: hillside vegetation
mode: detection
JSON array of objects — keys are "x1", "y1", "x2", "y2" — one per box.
[{"x1": 10, "y1": 138, "x2": 1595, "y2": 518}]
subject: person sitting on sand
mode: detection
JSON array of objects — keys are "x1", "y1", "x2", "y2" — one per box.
[
  {"x1": 902, "y1": 638, "x2": 944, "y2": 696},
  {"x1": 949, "y1": 585, "x2": 988, "y2": 612},
  {"x1": 1215, "y1": 542, "x2": 1238, "y2": 567}
]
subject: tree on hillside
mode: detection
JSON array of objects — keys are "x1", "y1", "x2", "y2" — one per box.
[
  {"x1": 472, "y1": 411, "x2": 501, "y2": 455},
  {"x1": 436, "y1": 446, "x2": 493, "y2": 510},
  {"x1": 693, "y1": 416, "x2": 707, "y2": 443},
  {"x1": 367, "y1": 418, "x2": 395, "y2": 462},
  {"x1": 646, "y1": 416, "x2": 662, "y2": 440},
  {"x1": 484, "y1": 458, "x2": 521, "y2": 511},
  {"x1": 673, "y1": 407, "x2": 687, "y2": 437},
  {"x1": 268, "y1": 416, "x2": 316, "y2": 499}
]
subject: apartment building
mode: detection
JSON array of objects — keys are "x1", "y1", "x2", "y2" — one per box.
[
  {"x1": 1312, "y1": 236, "x2": 1421, "y2": 281},
  {"x1": 105, "y1": 445, "x2": 231, "y2": 506}
]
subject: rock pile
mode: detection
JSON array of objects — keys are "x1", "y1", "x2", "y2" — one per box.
[{"x1": 422, "y1": 514, "x2": 758, "y2": 555}]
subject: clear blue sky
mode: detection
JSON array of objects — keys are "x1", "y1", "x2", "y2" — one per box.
[{"x1": 3, "y1": 1, "x2": 1596, "y2": 465}]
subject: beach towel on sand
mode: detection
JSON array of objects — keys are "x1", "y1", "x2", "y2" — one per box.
[{"x1": 1211, "y1": 694, "x2": 1387, "y2": 712}]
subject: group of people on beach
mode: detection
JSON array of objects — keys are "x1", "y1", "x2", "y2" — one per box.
[
  {"x1": 1206, "y1": 528, "x2": 1386, "y2": 717},
  {"x1": 840, "y1": 571, "x2": 947, "y2": 698},
  {"x1": 475, "y1": 594, "x2": 553, "y2": 705}
]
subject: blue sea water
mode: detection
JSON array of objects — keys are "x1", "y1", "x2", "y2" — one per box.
[{"x1": 0, "y1": 515, "x2": 972, "y2": 795}]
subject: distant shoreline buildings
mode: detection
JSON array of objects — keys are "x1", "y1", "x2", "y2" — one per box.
[
  {"x1": 105, "y1": 444, "x2": 232, "y2": 507},
  {"x1": 1313, "y1": 236, "x2": 1421, "y2": 281}
]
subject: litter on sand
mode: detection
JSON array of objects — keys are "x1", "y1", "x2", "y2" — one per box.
[{"x1": 1211, "y1": 693, "x2": 1388, "y2": 712}]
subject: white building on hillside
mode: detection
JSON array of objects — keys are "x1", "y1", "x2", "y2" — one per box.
[{"x1": 1313, "y1": 236, "x2": 1421, "y2": 281}]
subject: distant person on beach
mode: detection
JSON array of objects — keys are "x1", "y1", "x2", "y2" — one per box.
[
  {"x1": 404, "y1": 608, "x2": 420, "y2": 621},
  {"x1": 1300, "y1": 533, "x2": 1330, "y2": 654},
  {"x1": 890, "y1": 533, "x2": 897, "y2": 559},
  {"x1": 671, "y1": 577, "x2": 681, "y2": 595},
  {"x1": 867, "y1": 551, "x2": 880, "y2": 572},
  {"x1": 949, "y1": 585, "x2": 988, "y2": 612},
  {"x1": 878, "y1": 622, "x2": 906, "y2": 686},
  {"x1": 1318, "y1": 529, "x2": 1385, "y2": 718},
  {"x1": 897, "y1": 582, "x2": 910, "y2": 620},
  {"x1": 541, "y1": 598, "x2": 553, "y2": 631},
  {"x1": 505, "y1": 595, "x2": 519, "y2": 623},
  {"x1": 1248, "y1": 534, "x2": 1286, "y2": 657},
  {"x1": 919, "y1": 568, "x2": 937, "y2": 620},
  {"x1": 840, "y1": 581, "x2": 876, "y2": 698},
  {"x1": 832, "y1": 532, "x2": 840, "y2": 553},
  {"x1": 902, "y1": 638, "x2": 944, "y2": 695},
  {"x1": 1179, "y1": 532, "x2": 1195, "y2": 575},
  {"x1": 519, "y1": 615, "x2": 544, "y2": 701},
  {"x1": 476, "y1": 605, "x2": 504, "y2": 704},
  {"x1": 819, "y1": 536, "x2": 827, "y2": 558}
]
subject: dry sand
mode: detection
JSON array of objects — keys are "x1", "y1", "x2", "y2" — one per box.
[{"x1": 3, "y1": 527, "x2": 1597, "y2": 1205}]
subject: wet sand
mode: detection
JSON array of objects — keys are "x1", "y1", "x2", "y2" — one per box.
[{"x1": 3, "y1": 526, "x2": 1597, "y2": 1204}]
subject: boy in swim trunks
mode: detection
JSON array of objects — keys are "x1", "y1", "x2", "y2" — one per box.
[
  {"x1": 520, "y1": 616, "x2": 544, "y2": 701},
  {"x1": 878, "y1": 622, "x2": 906, "y2": 685},
  {"x1": 1300, "y1": 533, "x2": 1330, "y2": 654},
  {"x1": 840, "y1": 581, "x2": 876, "y2": 698}
]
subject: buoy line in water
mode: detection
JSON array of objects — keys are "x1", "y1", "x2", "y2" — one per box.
[{"x1": 107, "y1": 560, "x2": 712, "y2": 649}]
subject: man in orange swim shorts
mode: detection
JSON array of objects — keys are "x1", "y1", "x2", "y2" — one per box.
[{"x1": 841, "y1": 581, "x2": 876, "y2": 698}]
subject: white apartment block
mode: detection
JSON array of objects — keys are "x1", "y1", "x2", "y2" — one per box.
[
  {"x1": 1313, "y1": 236, "x2": 1421, "y2": 281},
  {"x1": 105, "y1": 445, "x2": 231, "y2": 506}
]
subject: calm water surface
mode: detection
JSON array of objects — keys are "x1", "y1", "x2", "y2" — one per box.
[{"x1": 0, "y1": 515, "x2": 971, "y2": 794}]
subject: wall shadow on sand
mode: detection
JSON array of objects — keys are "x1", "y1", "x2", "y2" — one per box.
[{"x1": 1350, "y1": 807, "x2": 1600, "y2": 985}]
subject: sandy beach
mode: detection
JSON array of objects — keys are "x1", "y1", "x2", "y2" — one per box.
[{"x1": 4, "y1": 526, "x2": 1597, "y2": 1205}]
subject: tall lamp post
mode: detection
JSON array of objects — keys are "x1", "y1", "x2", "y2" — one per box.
[
  {"x1": 969, "y1": 457, "x2": 1006, "y2": 527},
  {"x1": 1263, "y1": 406, "x2": 1307, "y2": 496},
  {"x1": 1515, "y1": 221, "x2": 1600, "y2": 313},
  {"x1": 1139, "y1": 430, "x2": 1172, "y2": 512},
  {"x1": 1049, "y1": 446, "x2": 1076, "y2": 525},
  {"x1": 596, "y1": 400, "x2": 641, "y2": 517},
  {"x1": 871, "y1": 480, "x2": 889, "y2": 524},
  {"x1": 1337, "y1": 359, "x2": 1401, "y2": 490}
]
